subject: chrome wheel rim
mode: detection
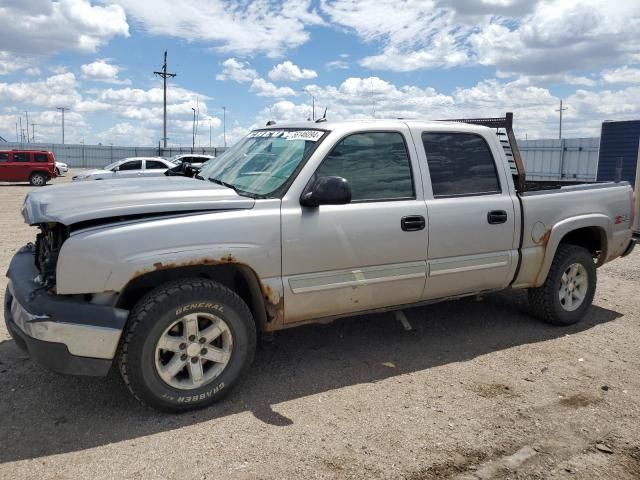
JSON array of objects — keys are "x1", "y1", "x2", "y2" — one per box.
[
  {"x1": 559, "y1": 263, "x2": 588, "y2": 312},
  {"x1": 32, "y1": 175, "x2": 44, "y2": 185},
  {"x1": 155, "y1": 312, "x2": 233, "y2": 390}
]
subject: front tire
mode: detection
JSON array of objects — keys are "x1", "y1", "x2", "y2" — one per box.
[
  {"x1": 29, "y1": 172, "x2": 47, "y2": 186},
  {"x1": 528, "y1": 244, "x2": 596, "y2": 326},
  {"x1": 118, "y1": 278, "x2": 256, "y2": 412}
]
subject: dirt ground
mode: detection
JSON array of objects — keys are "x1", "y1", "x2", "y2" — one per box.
[{"x1": 1, "y1": 171, "x2": 639, "y2": 479}]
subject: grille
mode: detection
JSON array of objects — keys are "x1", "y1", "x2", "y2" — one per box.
[{"x1": 34, "y1": 223, "x2": 68, "y2": 287}]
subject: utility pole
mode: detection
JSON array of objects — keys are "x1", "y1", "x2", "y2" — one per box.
[
  {"x1": 154, "y1": 50, "x2": 176, "y2": 149},
  {"x1": 19, "y1": 117, "x2": 23, "y2": 143},
  {"x1": 31, "y1": 123, "x2": 37, "y2": 142},
  {"x1": 222, "y1": 106, "x2": 227, "y2": 147},
  {"x1": 556, "y1": 99, "x2": 568, "y2": 139},
  {"x1": 209, "y1": 121, "x2": 212, "y2": 148},
  {"x1": 191, "y1": 107, "x2": 196, "y2": 151},
  {"x1": 56, "y1": 107, "x2": 68, "y2": 144},
  {"x1": 301, "y1": 89, "x2": 315, "y2": 120},
  {"x1": 15, "y1": 122, "x2": 18, "y2": 142},
  {"x1": 24, "y1": 112, "x2": 30, "y2": 143}
]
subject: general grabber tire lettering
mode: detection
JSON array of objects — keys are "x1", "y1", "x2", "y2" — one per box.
[
  {"x1": 528, "y1": 244, "x2": 597, "y2": 326},
  {"x1": 117, "y1": 278, "x2": 256, "y2": 412}
]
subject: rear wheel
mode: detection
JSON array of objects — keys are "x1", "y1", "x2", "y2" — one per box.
[
  {"x1": 528, "y1": 244, "x2": 596, "y2": 326},
  {"x1": 55, "y1": 168, "x2": 61, "y2": 176},
  {"x1": 29, "y1": 172, "x2": 47, "y2": 186},
  {"x1": 118, "y1": 278, "x2": 256, "y2": 412}
]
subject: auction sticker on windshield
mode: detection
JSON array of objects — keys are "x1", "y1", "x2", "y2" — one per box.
[{"x1": 248, "y1": 130, "x2": 324, "y2": 141}]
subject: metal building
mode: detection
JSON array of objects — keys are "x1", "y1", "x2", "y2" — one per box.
[
  {"x1": 596, "y1": 120, "x2": 640, "y2": 187},
  {"x1": 518, "y1": 137, "x2": 599, "y2": 182}
]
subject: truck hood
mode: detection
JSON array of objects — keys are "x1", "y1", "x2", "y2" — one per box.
[{"x1": 22, "y1": 176, "x2": 255, "y2": 225}]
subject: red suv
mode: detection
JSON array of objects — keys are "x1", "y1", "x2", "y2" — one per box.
[{"x1": 0, "y1": 150, "x2": 57, "y2": 186}]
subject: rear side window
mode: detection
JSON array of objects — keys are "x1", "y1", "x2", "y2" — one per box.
[
  {"x1": 315, "y1": 132, "x2": 414, "y2": 202},
  {"x1": 422, "y1": 133, "x2": 501, "y2": 197},
  {"x1": 34, "y1": 153, "x2": 48, "y2": 163},
  {"x1": 119, "y1": 160, "x2": 142, "y2": 171},
  {"x1": 0, "y1": 153, "x2": 8, "y2": 162},
  {"x1": 13, "y1": 152, "x2": 31, "y2": 162},
  {"x1": 146, "y1": 160, "x2": 168, "y2": 169}
]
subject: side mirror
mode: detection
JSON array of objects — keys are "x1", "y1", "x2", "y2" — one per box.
[
  {"x1": 112, "y1": 166, "x2": 119, "y2": 172},
  {"x1": 300, "y1": 176, "x2": 352, "y2": 207}
]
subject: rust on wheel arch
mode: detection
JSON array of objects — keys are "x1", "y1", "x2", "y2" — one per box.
[{"x1": 129, "y1": 255, "x2": 284, "y2": 332}]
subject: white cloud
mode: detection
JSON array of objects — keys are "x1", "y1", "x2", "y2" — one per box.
[
  {"x1": 81, "y1": 59, "x2": 130, "y2": 84},
  {"x1": 0, "y1": 72, "x2": 81, "y2": 108},
  {"x1": 116, "y1": 0, "x2": 323, "y2": 57},
  {"x1": 249, "y1": 78, "x2": 296, "y2": 97},
  {"x1": 321, "y1": 0, "x2": 640, "y2": 76},
  {"x1": 0, "y1": 52, "x2": 38, "y2": 75},
  {"x1": 268, "y1": 61, "x2": 317, "y2": 82},
  {"x1": 326, "y1": 59, "x2": 349, "y2": 70},
  {"x1": 215, "y1": 58, "x2": 257, "y2": 83},
  {"x1": 257, "y1": 75, "x2": 640, "y2": 139},
  {"x1": 0, "y1": 0, "x2": 129, "y2": 55},
  {"x1": 602, "y1": 66, "x2": 640, "y2": 85}
]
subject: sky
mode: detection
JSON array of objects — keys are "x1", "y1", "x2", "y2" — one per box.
[{"x1": 0, "y1": 0, "x2": 639, "y2": 147}]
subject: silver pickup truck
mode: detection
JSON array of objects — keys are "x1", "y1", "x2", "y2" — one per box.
[{"x1": 5, "y1": 114, "x2": 637, "y2": 411}]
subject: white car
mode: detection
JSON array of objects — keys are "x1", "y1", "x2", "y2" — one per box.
[
  {"x1": 55, "y1": 161, "x2": 68, "y2": 176},
  {"x1": 170, "y1": 154, "x2": 215, "y2": 170},
  {"x1": 72, "y1": 157, "x2": 174, "y2": 181}
]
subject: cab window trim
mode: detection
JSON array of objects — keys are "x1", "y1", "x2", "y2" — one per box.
[
  {"x1": 421, "y1": 131, "x2": 503, "y2": 199},
  {"x1": 310, "y1": 130, "x2": 417, "y2": 204}
]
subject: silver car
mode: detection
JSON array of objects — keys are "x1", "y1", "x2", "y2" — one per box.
[{"x1": 72, "y1": 157, "x2": 174, "y2": 181}]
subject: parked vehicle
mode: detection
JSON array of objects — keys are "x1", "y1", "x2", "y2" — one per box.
[
  {"x1": 170, "y1": 154, "x2": 215, "y2": 170},
  {"x1": 55, "y1": 161, "x2": 68, "y2": 176},
  {"x1": 5, "y1": 114, "x2": 637, "y2": 412},
  {"x1": 0, "y1": 149, "x2": 56, "y2": 186},
  {"x1": 71, "y1": 157, "x2": 173, "y2": 181}
]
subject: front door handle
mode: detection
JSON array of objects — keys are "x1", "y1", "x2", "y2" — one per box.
[
  {"x1": 401, "y1": 215, "x2": 426, "y2": 231},
  {"x1": 487, "y1": 210, "x2": 508, "y2": 224}
]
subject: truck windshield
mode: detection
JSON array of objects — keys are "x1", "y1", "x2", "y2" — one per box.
[{"x1": 198, "y1": 129, "x2": 325, "y2": 197}]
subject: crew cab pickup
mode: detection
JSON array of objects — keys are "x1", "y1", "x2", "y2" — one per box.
[
  {"x1": 0, "y1": 149, "x2": 56, "y2": 186},
  {"x1": 4, "y1": 114, "x2": 637, "y2": 412}
]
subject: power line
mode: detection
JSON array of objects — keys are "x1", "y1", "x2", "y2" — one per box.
[
  {"x1": 56, "y1": 107, "x2": 69, "y2": 144},
  {"x1": 154, "y1": 50, "x2": 176, "y2": 149}
]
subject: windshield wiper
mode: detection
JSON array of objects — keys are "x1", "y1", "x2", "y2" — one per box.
[{"x1": 208, "y1": 177, "x2": 250, "y2": 197}]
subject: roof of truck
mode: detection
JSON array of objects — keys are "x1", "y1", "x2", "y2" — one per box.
[{"x1": 254, "y1": 118, "x2": 493, "y2": 134}]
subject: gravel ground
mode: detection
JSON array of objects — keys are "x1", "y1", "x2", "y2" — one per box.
[{"x1": 1, "y1": 171, "x2": 639, "y2": 479}]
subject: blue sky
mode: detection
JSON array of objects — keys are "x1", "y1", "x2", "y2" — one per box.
[{"x1": 0, "y1": 0, "x2": 639, "y2": 146}]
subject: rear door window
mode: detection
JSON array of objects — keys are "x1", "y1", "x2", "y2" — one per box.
[
  {"x1": 422, "y1": 132, "x2": 501, "y2": 197},
  {"x1": 13, "y1": 152, "x2": 31, "y2": 162},
  {"x1": 146, "y1": 160, "x2": 168, "y2": 169},
  {"x1": 34, "y1": 153, "x2": 49, "y2": 163}
]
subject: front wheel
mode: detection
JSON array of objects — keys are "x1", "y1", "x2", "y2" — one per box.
[
  {"x1": 118, "y1": 278, "x2": 256, "y2": 412},
  {"x1": 528, "y1": 244, "x2": 597, "y2": 326}
]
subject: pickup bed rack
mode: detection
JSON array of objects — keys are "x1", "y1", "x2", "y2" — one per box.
[{"x1": 436, "y1": 112, "x2": 527, "y2": 192}]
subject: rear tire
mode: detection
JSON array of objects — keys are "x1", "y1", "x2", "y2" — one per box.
[
  {"x1": 528, "y1": 244, "x2": 596, "y2": 326},
  {"x1": 117, "y1": 278, "x2": 256, "y2": 412},
  {"x1": 29, "y1": 172, "x2": 47, "y2": 186}
]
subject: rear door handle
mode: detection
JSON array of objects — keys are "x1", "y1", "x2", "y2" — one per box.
[
  {"x1": 401, "y1": 215, "x2": 426, "y2": 231},
  {"x1": 487, "y1": 210, "x2": 508, "y2": 224}
]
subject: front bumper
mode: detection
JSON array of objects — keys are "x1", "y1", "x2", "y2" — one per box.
[{"x1": 4, "y1": 247, "x2": 128, "y2": 376}]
